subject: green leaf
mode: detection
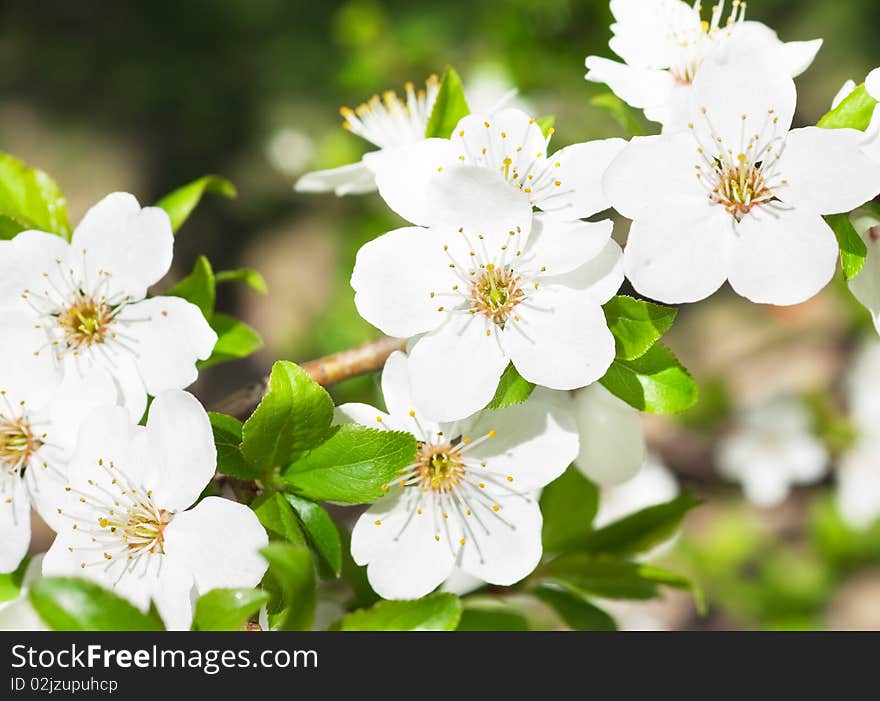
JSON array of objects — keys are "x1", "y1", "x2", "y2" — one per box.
[
  {"x1": 167, "y1": 255, "x2": 216, "y2": 317},
  {"x1": 241, "y1": 361, "x2": 333, "y2": 470},
  {"x1": 261, "y1": 543, "x2": 316, "y2": 631},
  {"x1": 600, "y1": 343, "x2": 698, "y2": 414},
  {"x1": 200, "y1": 313, "x2": 264, "y2": 368},
  {"x1": 216, "y1": 268, "x2": 268, "y2": 294},
  {"x1": 533, "y1": 585, "x2": 617, "y2": 631},
  {"x1": 424, "y1": 67, "x2": 470, "y2": 139},
  {"x1": 0, "y1": 556, "x2": 29, "y2": 603},
  {"x1": 155, "y1": 175, "x2": 236, "y2": 234},
  {"x1": 283, "y1": 424, "x2": 417, "y2": 504},
  {"x1": 0, "y1": 151, "x2": 70, "y2": 239},
  {"x1": 826, "y1": 214, "x2": 868, "y2": 281},
  {"x1": 208, "y1": 412, "x2": 259, "y2": 480},
  {"x1": 544, "y1": 554, "x2": 700, "y2": 604},
  {"x1": 29, "y1": 578, "x2": 164, "y2": 631},
  {"x1": 579, "y1": 493, "x2": 700, "y2": 557},
  {"x1": 817, "y1": 84, "x2": 878, "y2": 131},
  {"x1": 252, "y1": 492, "x2": 307, "y2": 546},
  {"x1": 591, "y1": 92, "x2": 646, "y2": 137},
  {"x1": 457, "y1": 599, "x2": 528, "y2": 631},
  {"x1": 338, "y1": 593, "x2": 462, "y2": 631},
  {"x1": 603, "y1": 295, "x2": 677, "y2": 360},
  {"x1": 540, "y1": 467, "x2": 599, "y2": 552},
  {"x1": 486, "y1": 363, "x2": 535, "y2": 410},
  {"x1": 284, "y1": 494, "x2": 343, "y2": 577},
  {"x1": 192, "y1": 588, "x2": 269, "y2": 631},
  {"x1": 536, "y1": 115, "x2": 555, "y2": 138}
]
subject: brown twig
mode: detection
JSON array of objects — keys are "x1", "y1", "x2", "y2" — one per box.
[{"x1": 211, "y1": 336, "x2": 407, "y2": 418}]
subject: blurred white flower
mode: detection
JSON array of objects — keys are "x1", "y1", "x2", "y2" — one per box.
[
  {"x1": 837, "y1": 342, "x2": 880, "y2": 529},
  {"x1": 606, "y1": 49, "x2": 880, "y2": 306},
  {"x1": 43, "y1": 391, "x2": 268, "y2": 630},
  {"x1": 585, "y1": 0, "x2": 821, "y2": 131},
  {"x1": 295, "y1": 76, "x2": 440, "y2": 196},
  {"x1": 265, "y1": 128, "x2": 315, "y2": 178},
  {"x1": 0, "y1": 193, "x2": 217, "y2": 423},
  {"x1": 596, "y1": 453, "x2": 679, "y2": 528},
  {"x1": 0, "y1": 556, "x2": 48, "y2": 631},
  {"x1": 464, "y1": 65, "x2": 534, "y2": 116},
  {"x1": 717, "y1": 397, "x2": 828, "y2": 507},
  {"x1": 341, "y1": 351, "x2": 578, "y2": 600}
]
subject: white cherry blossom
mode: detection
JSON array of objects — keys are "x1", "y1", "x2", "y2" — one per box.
[
  {"x1": 0, "y1": 193, "x2": 218, "y2": 423},
  {"x1": 295, "y1": 76, "x2": 440, "y2": 196},
  {"x1": 847, "y1": 214, "x2": 880, "y2": 335},
  {"x1": 353, "y1": 109, "x2": 624, "y2": 421},
  {"x1": 605, "y1": 51, "x2": 880, "y2": 306},
  {"x1": 42, "y1": 391, "x2": 268, "y2": 630},
  {"x1": 343, "y1": 352, "x2": 578, "y2": 600},
  {"x1": 831, "y1": 68, "x2": 880, "y2": 166},
  {"x1": 595, "y1": 453, "x2": 680, "y2": 528},
  {"x1": 585, "y1": 0, "x2": 822, "y2": 131},
  {"x1": 716, "y1": 397, "x2": 828, "y2": 507}
]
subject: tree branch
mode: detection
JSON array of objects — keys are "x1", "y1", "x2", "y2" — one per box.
[{"x1": 211, "y1": 336, "x2": 407, "y2": 418}]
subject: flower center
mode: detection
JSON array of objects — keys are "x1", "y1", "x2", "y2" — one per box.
[
  {"x1": 470, "y1": 264, "x2": 524, "y2": 325},
  {"x1": 58, "y1": 294, "x2": 114, "y2": 349},
  {"x1": 0, "y1": 414, "x2": 41, "y2": 476},
  {"x1": 416, "y1": 443, "x2": 466, "y2": 493},
  {"x1": 711, "y1": 153, "x2": 776, "y2": 221},
  {"x1": 97, "y1": 500, "x2": 172, "y2": 556}
]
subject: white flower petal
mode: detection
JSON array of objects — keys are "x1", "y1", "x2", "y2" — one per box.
[
  {"x1": 105, "y1": 348, "x2": 149, "y2": 423},
  {"x1": 572, "y1": 383, "x2": 646, "y2": 486},
  {"x1": 867, "y1": 68, "x2": 880, "y2": 100},
  {"x1": 603, "y1": 131, "x2": 702, "y2": 220},
  {"x1": 27, "y1": 462, "x2": 72, "y2": 534},
  {"x1": 832, "y1": 80, "x2": 858, "y2": 110},
  {"x1": 151, "y1": 557, "x2": 196, "y2": 631},
  {"x1": 380, "y1": 350, "x2": 416, "y2": 418},
  {"x1": 503, "y1": 286, "x2": 615, "y2": 391},
  {"x1": 535, "y1": 139, "x2": 627, "y2": 220},
  {"x1": 525, "y1": 216, "x2": 613, "y2": 277},
  {"x1": 459, "y1": 495, "x2": 543, "y2": 586},
  {"x1": 334, "y1": 403, "x2": 406, "y2": 434},
  {"x1": 584, "y1": 57, "x2": 676, "y2": 110},
  {"x1": 143, "y1": 391, "x2": 216, "y2": 512},
  {"x1": 0, "y1": 230, "x2": 71, "y2": 307},
  {"x1": 849, "y1": 217, "x2": 880, "y2": 335},
  {"x1": 463, "y1": 397, "x2": 579, "y2": 491},
  {"x1": 368, "y1": 140, "x2": 459, "y2": 226},
  {"x1": 606, "y1": 0, "x2": 698, "y2": 68},
  {"x1": 0, "y1": 308, "x2": 62, "y2": 403},
  {"x1": 119, "y1": 296, "x2": 217, "y2": 396},
  {"x1": 778, "y1": 127, "x2": 880, "y2": 215},
  {"x1": 164, "y1": 497, "x2": 268, "y2": 594},
  {"x1": 351, "y1": 226, "x2": 457, "y2": 338},
  {"x1": 623, "y1": 198, "x2": 733, "y2": 304},
  {"x1": 294, "y1": 161, "x2": 377, "y2": 196},
  {"x1": 422, "y1": 164, "x2": 533, "y2": 244},
  {"x1": 546, "y1": 239, "x2": 624, "y2": 305},
  {"x1": 780, "y1": 39, "x2": 823, "y2": 78},
  {"x1": 71, "y1": 193, "x2": 173, "y2": 301},
  {"x1": 837, "y1": 441, "x2": 880, "y2": 530},
  {"x1": 728, "y1": 208, "x2": 837, "y2": 306},
  {"x1": 0, "y1": 477, "x2": 30, "y2": 573},
  {"x1": 408, "y1": 317, "x2": 509, "y2": 423}
]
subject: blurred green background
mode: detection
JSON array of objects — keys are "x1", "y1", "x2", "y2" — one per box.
[{"x1": 4, "y1": 0, "x2": 880, "y2": 630}]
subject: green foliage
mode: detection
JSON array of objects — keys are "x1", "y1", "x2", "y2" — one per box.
[
  {"x1": 0, "y1": 151, "x2": 70, "y2": 240},
  {"x1": 29, "y1": 578, "x2": 164, "y2": 631},
  {"x1": 202, "y1": 313, "x2": 264, "y2": 368},
  {"x1": 241, "y1": 361, "x2": 335, "y2": 471},
  {"x1": 457, "y1": 599, "x2": 529, "y2": 631},
  {"x1": 600, "y1": 343, "x2": 698, "y2": 414},
  {"x1": 486, "y1": 363, "x2": 535, "y2": 410},
  {"x1": 209, "y1": 412, "x2": 260, "y2": 480},
  {"x1": 817, "y1": 84, "x2": 878, "y2": 131},
  {"x1": 591, "y1": 92, "x2": 646, "y2": 137},
  {"x1": 826, "y1": 214, "x2": 868, "y2": 281},
  {"x1": 540, "y1": 467, "x2": 599, "y2": 552},
  {"x1": 192, "y1": 588, "x2": 269, "y2": 631},
  {"x1": 543, "y1": 555, "x2": 700, "y2": 605},
  {"x1": 536, "y1": 115, "x2": 555, "y2": 137},
  {"x1": 424, "y1": 66, "x2": 470, "y2": 139},
  {"x1": 578, "y1": 494, "x2": 699, "y2": 557},
  {"x1": 252, "y1": 492, "x2": 308, "y2": 546},
  {"x1": 0, "y1": 556, "x2": 29, "y2": 603},
  {"x1": 337, "y1": 593, "x2": 462, "y2": 631},
  {"x1": 604, "y1": 295, "x2": 678, "y2": 361},
  {"x1": 168, "y1": 255, "x2": 215, "y2": 317},
  {"x1": 284, "y1": 493, "x2": 343, "y2": 577},
  {"x1": 155, "y1": 175, "x2": 236, "y2": 234},
  {"x1": 261, "y1": 543, "x2": 316, "y2": 631},
  {"x1": 533, "y1": 585, "x2": 617, "y2": 631},
  {"x1": 282, "y1": 424, "x2": 416, "y2": 504},
  {"x1": 215, "y1": 267, "x2": 268, "y2": 294}
]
